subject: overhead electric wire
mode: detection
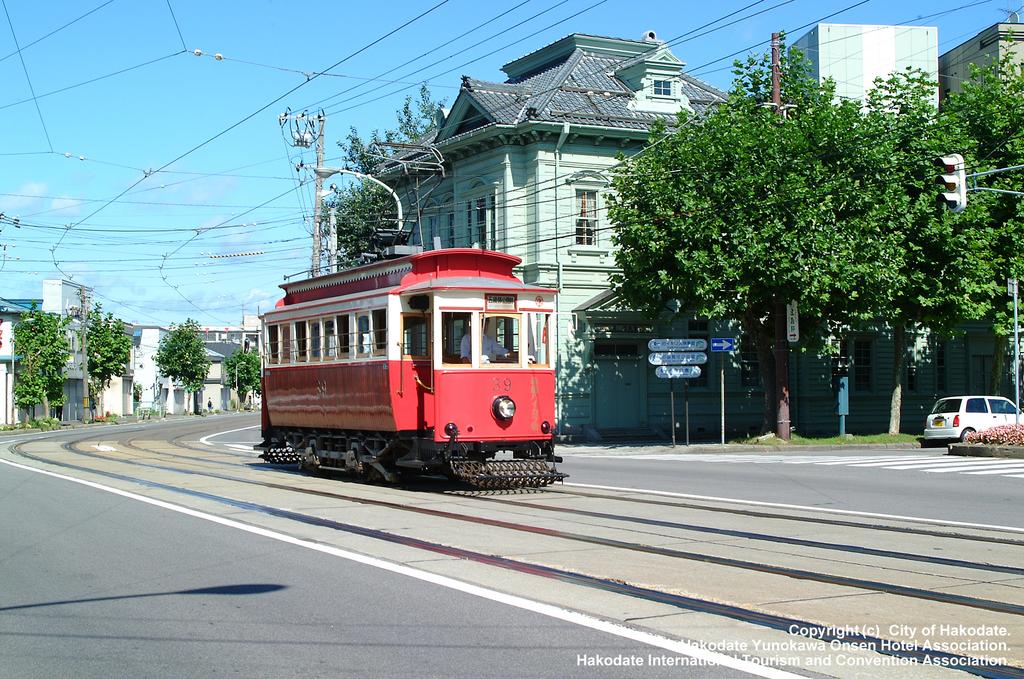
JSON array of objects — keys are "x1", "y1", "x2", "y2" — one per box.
[
  {"x1": 0, "y1": 0, "x2": 116, "y2": 64},
  {"x1": 0, "y1": 50, "x2": 188, "y2": 113},
  {"x1": 2, "y1": 0, "x2": 53, "y2": 151}
]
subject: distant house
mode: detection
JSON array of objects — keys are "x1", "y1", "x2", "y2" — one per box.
[{"x1": 0, "y1": 297, "x2": 42, "y2": 425}]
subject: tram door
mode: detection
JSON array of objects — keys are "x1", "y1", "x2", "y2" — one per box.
[{"x1": 593, "y1": 342, "x2": 646, "y2": 429}]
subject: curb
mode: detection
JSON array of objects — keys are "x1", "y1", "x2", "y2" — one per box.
[{"x1": 948, "y1": 443, "x2": 1024, "y2": 459}]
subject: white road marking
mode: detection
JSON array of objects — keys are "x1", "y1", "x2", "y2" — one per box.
[
  {"x1": 963, "y1": 465, "x2": 1024, "y2": 475},
  {"x1": 570, "y1": 452, "x2": 1024, "y2": 480},
  {"x1": 199, "y1": 424, "x2": 261, "y2": 447},
  {"x1": 562, "y1": 482, "x2": 1024, "y2": 533},
  {"x1": 225, "y1": 444, "x2": 253, "y2": 452},
  {"x1": 0, "y1": 457, "x2": 797, "y2": 679},
  {"x1": 93, "y1": 444, "x2": 117, "y2": 452}
]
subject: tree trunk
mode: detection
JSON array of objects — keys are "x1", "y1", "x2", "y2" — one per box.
[
  {"x1": 991, "y1": 331, "x2": 1007, "y2": 396},
  {"x1": 745, "y1": 310, "x2": 776, "y2": 435},
  {"x1": 888, "y1": 325, "x2": 906, "y2": 435},
  {"x1": 41, "y1": 395, "x2": 49, "y2": 421}
]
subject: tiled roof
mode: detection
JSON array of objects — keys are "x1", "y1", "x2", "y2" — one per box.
[{"x1": 447, "y1": 44, "x2": 725, "y2": 136}]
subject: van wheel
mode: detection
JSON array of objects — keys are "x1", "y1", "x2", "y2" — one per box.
[{"x1": 959, "y1": 428, "x2": 975, "y2": 443}]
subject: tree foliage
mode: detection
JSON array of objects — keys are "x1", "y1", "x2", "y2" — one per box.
[
  {"x1": 222, "y1": 349, "x2": 261, "y2": 403},
  {"x1": 942, "y1": 49, "x2": 1024, "y2": 391},
  {"x1": 86, "y1": 304, "x2": 132, "y2": 412},
  {"x1": 330, "y1": 85, "x2": 446, "y2": 267},
  {"x1": 155, "y1": 319, "x2": 210, "y2": 395},
  {"x1": 609, "y1": 45, "x2": 899, "y2": 430},
  {"x1": 12, "y1": 306, "x2": 70, "y2": 418}
]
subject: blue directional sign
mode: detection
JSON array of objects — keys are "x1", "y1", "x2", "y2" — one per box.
[
  {"x1": 648, "y1": 352, "x2": 707, "y2": 366},
  {"x1": 648, "y1": 338, "x2": 707, "y2": 352},
  {"x1": 710, "y1": 337, "x2": 736, "y2": 353},
  {"x1": 655, "y1": 365, "x2": 702, "y2": 379}
]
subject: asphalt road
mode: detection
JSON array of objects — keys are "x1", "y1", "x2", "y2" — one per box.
[
  {"x1": 555, "y1": 449, "x2": 1024, "y2": 528},
  {"x1": 0, "y1": 442, "x2": 742, "y2": 679}
]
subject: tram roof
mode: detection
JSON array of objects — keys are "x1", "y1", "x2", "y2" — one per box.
[{"x1": 277, "y1": 248, "x2": 554, "y2": 306}]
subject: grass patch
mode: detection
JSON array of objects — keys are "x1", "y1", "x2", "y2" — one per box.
[{"x1": 732, "y1": 432, "x2": 920, "y2": 446}]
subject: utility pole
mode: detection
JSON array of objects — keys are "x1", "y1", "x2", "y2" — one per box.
[
  {"x1": 311, "y1": 111, "x2": 326, "y2": 276},
  {"x1": 280, "y1": 109, "x2": 326, "y2": 276},
  {"x1": 771, "y1": 31, "x2": 791, "y2": 441},
  {"x1": 79, "y1": 285, "x2": 91, "y2": 423}
]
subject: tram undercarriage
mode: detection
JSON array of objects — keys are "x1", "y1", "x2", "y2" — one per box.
[{"x1": 256, "y1": 428, "x2": 566, "y2": 489}]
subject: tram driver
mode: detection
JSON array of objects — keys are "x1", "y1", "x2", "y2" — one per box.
[{"x1": 461, "y1": 317, "x2": 510, "y2": 363}]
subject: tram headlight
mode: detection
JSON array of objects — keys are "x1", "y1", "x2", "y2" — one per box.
[
  {"x1": 492, "y1": 396, "x2": 516, "y2": 421},
  {"x1": 541, "y1": 421, "x2": 551, "y2": 434},
  {"x1": 444, "y1": 422, "x2": 458, "y2": 437}
]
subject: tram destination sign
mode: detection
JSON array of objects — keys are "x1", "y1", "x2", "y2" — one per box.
[
  {"x1": 648, "y1": 338, "x2": 707, "y2": 352},
  {"x1": 648, "y1": 351, "x2": 707, "y2": 366},
  {"x1": 655, "y1": 365, "x2": 702, "y2": 379}
]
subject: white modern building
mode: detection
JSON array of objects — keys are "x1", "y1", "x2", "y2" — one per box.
[{"x1": 794, "y1": 23, "x2": 938, "y2": 104}]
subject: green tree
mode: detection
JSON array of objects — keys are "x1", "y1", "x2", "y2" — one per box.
[
  {"x1": 222, "y1": 349, "x2": 261, "y2": 405},
  {"x1": 85, "y1": 304, "x2": 132, "y2": 415},
  {"x1": 330, "y1": 85, "x2": 446, "y2": 267},
  {"x1": 608, "y1": 44, "x2": 900, "y2": 433},
  {"x1": 942, "y1": 49, "x2": 1024, "y2": 394},
  {"x1": 863, "y1": 71, "x2": 993, "y2": 432},
  {"x1": 155, "y1": 319, "x2": 210, "y2": 413},
  {"x1": 12, "y1": 306, "x2": 70, "y2": 420}
]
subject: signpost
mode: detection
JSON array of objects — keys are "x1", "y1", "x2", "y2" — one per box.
[
  {"x1": 1011, "y1": 278, "x2": 1020, "y2": 425},
  {"x1": 711, "y1": 337, "x2": 737, "y2": 444},
  {"x1": 649, "y1": 340, "x2": 706, "y2": 446}
]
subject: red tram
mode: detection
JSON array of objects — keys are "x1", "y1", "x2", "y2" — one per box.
[{"x1": 256, "y1": 248, "x2": 566, "y2": 488}]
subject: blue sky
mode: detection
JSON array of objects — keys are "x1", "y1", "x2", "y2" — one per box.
[{"x1": 0, "y1": 0, "x2": 1015, "y2": 326}]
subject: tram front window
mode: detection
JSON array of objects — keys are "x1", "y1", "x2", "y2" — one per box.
[{"x1": 481, "y1": 314, "x2": 520, "y2": 364}]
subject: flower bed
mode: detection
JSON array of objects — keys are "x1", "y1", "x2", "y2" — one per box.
[{"x1": 964, "y1": 424, "x2": 1024, "y2": 446}]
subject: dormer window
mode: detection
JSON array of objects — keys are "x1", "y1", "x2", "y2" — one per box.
[{"x1": 653, "y1": 79, "x2": 672, "y2": 97}]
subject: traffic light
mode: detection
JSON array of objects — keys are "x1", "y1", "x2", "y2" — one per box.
[{"x1": 936, "y1": 153, "x2": 967, "y2": 213}]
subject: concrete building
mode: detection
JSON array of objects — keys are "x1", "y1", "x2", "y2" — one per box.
[
  {"x1": 132, "y1": 325, "x2": 168, "y2": 411},
  {"x1": 794, "y1": 23, "x2": 938, "y2": 103},
  {"x1": 939, "y1": 18, "x2": 1024, "y2": 99}
]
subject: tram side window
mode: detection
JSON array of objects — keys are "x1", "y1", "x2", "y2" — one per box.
[
  {"x1": 442, "y1": 312, "x2": 471, "y2": 364},
  {"x1": 402, "y1": 314, "x2": 430, "y2": 358},
  {"x1": 280, "y1": 324, "x2": 291, "y2": 364},
  {"x1": 309, "y1": 320, "x2": 321, "y2": 361},
  {"x1": 356, "y1": 313, "x2": 372, "y2": 357},
  {"x1": 294, "y1": 321, "x2": 307, "y2": 362},
  {"x1": 324, "y1": 318, "x2": 336, "y2": 359},
  {"x1": 268, "y1": 325, "x2": 279, "y2": 364},
  {"x1": 371, "y1": 308, "x2": 387, "y2": 356},
  {"x1": 337, "y1": 314, "x2": 351, "y2": 359},
  {"x1": 526, "y1": 313, "x2": 551, "y2": 367}
]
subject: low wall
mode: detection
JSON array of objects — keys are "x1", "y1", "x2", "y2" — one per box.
[{"x1": 948, "y1": 444, "x2": 1024, "y2": 459}]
